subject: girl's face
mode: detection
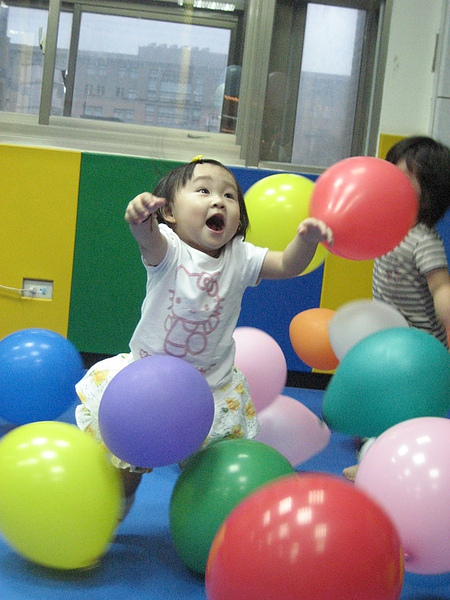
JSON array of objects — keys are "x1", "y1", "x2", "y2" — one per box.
[{"x1": 162, "y1": 163, "x2": 241, "y2": 257}]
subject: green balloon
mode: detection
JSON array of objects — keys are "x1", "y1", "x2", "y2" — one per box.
[
  {"x1": 169, "y1": 438, "x2": 294, "y2": 574},
  {"x1": 322, "y1": 327, "x2": 450, "y2": 438}
]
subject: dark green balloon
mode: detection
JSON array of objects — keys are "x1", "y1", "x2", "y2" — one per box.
[
  {"x1": 169, "y1": 438, "x2": 294, "y2": 574},
  {"x1": 322, "y1": 327, "x2": 450, "y2": 438}
]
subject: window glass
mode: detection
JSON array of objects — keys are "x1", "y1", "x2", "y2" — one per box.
[
  {"x1": 261, "y1": 2, "x2": 366, "y2": 169},
  {"x1": 0, "y1": 4, "x2": 71, "y2": 114},
  {"x1": 70, "y1": 12, "x2": 231, "y2": 132}
]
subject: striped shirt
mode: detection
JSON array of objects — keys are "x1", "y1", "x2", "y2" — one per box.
[{"x1": 373, "y1": 223, "x2": 449, "y2": 347}]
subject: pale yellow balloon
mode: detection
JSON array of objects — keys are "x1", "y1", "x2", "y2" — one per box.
[
  {"x1": 0, "y1": 421, "x2": 122, "y2": 570},
  {"x1": 245, "y1": 173, "x2": 328, "y2": 275}
]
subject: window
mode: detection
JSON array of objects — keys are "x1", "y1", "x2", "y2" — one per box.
[
  {"x1": 0, "y1": 0, "x2": 390, "y2": 170},
  {"x1": 68, "y1": 10, "x2": 233, "y2": 131},
  {"x1": 260, "y1": 2, "x2": 369, "y2": 168},
  {"x1": 84, "y1": 105, "x2": 102, "y2": 117},
  {"x1": 0, "y1": 2, "x2": 71, "y2": 115}
]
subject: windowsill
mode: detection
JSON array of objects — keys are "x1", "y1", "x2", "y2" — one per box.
[{"x1": 0, "y1": 112, "x2": 245, "y2": 165}]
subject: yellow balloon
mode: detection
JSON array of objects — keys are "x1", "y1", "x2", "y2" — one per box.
[
  {"x1": 245, "y1": 174, "x2": 311, "y2": 248},
  {"x1": 0, "y1": 421, "x2": 122, "y2": 570},
  {"x1": 245, "y1": 173, "x2": 328, "y2": 274}
]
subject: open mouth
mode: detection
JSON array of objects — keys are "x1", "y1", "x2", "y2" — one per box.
[{"x1": 206, "y1": 213, "x2": 225, "y2": 232}]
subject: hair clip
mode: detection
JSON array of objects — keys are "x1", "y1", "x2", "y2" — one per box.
[{"x1": 190, "y1": 155, "x2": 203, "y2": 163}]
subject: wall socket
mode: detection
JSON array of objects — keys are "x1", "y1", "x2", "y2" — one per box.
[{"x1": 22, "y1": 279, "x2": 54, "y2": 299}]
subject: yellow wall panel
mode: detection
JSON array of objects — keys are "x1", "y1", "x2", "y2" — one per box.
[
  {"x1": 316, "y1": 254, "x2": 373, "y2": 374},
  {"x1": 0, "y1": 145, "x2": 81, "y2": 339},
  {"x1": 378, "y1": 133, "x2": 405, "y2": 160},
  {"x1": 320, "y1": 254, "x2": 373, "y2": 310}
]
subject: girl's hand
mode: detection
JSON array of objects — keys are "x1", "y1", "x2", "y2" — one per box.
[
  {"x1": 125, "y1": 193, "x2": 166, "y2": 225},
  {"x1": 298, "y1": 217, "x2": 334, "y2": 246}
]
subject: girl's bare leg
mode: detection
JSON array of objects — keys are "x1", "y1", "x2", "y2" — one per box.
[{"x1": 119, "y1": 469, "x2": 143, "y2": 497}]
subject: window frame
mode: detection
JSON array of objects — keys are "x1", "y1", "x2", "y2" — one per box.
[
  {"x1": 0, "y1": 0, "x2": 393, "y2": 171},
  {"x1": 237, "y1": 0, "x2": 393, "y2": 171}
]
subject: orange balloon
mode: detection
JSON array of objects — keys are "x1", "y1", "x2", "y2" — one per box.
[{"x1": 289, "y1": 308, "x2": 339, "y2": 371}]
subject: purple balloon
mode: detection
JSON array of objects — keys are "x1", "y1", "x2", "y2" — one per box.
[{"x1": 98, "y1": 355, "x2": 214, "y2": 468}]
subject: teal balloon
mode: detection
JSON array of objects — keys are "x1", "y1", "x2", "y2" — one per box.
[
  {"x1": 169, "y1": 439, "x2": 294, "y2": 574},
  {"x1": 322, "y1": 327, "x2": 450, "y2": 438}
]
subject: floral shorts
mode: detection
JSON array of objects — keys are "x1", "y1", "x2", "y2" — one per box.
[{"x1": 75, "y1": 353, "x2": 260, "y2": 472}]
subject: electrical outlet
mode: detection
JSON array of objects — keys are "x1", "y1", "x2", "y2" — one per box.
[{"x1": 22, "y1": 279, "x2": 54, "y2": 299}]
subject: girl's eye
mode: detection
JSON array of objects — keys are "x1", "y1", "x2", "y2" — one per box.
[
  {"x1": 225, "y1": 193, "x2": 236, "y2": 200},
  {"x1": 198, "y1": 188, "x2": 209, "y2": 194}
]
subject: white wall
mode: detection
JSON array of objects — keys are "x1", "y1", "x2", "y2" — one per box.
[
  {"x1": 431, "y1": 0, "x2": 450, "y2": 146},
  {"x1": 379, "y1": 0, "x2": 443, "y2": 136}
]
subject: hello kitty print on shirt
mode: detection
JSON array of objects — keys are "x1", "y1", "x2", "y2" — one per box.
[{"x1": 163, "y1": 265, "x2": 224, "y2": 359}]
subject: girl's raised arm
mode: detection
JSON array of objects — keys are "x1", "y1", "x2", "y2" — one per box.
[
  {"x1": 259, "y1": 217, "x2": 333, "y2": 280},
  {"x1": 125, "y1": 192, "x2": 168, "y2": 266}
]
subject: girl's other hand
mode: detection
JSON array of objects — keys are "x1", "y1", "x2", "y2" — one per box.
[
  {"x1": 125, "y1": 193, "x2": 166, "y2": 225},
  {"x1": 298, "y1": 217, "x2": 334, "y2": 246}
]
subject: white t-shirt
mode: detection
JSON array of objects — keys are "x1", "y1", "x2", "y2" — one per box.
[{"x1": 129, "y1": 224, "x2": 268, "y2": 389}]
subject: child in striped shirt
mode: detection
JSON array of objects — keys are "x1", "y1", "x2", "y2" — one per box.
[{"x1": 344, "y1": 135, "x2": 450, "y2": 481}]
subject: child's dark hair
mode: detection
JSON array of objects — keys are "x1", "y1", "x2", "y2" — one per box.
[
  {"x1": 386, "y1": 136, "x2": 450, "y2": 227},
  {"x1": 153, "y1": 158, "x2": 249, "y2": 238}
]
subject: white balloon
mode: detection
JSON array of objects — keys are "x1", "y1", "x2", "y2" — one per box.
[{"x1": 329, "y1": 299, "x2": 408, "y2": 360}]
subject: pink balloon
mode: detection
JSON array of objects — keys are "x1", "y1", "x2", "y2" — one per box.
[
  {"x1": 256, "y1": 394, "x2": 331, "y2": 466},
  {"x1": 233, "y1": 327, "x2": 287, "y2": 412},
  {"x1": 356, "y1": 417, "x2": 450, "y2": 574}
]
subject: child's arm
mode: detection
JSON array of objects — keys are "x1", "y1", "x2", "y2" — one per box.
[
  {"x1": 259, "y1": 217, "x2": 333, "y2": 279},
  {"x1": 427, "y1": 269, "x2": 450, "y2": 330},
  {"x1": 125, "y1": 192, "x2": 168, "y2": 266}
]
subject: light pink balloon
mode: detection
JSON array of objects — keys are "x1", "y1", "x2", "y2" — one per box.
[
  {"x1": 256, "y1": 394, "x2": 331, "y2": 466},
  {"x1": 233, "y1": 327, "x2": 287, "y2": 412},
  {"x1": 356, "y1": 417, "x2": 450, "y2": 574}
]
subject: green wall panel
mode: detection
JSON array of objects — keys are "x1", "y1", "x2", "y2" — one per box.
[{"x1": 68, "y1": 153, "x2": 181, "y2": 354}]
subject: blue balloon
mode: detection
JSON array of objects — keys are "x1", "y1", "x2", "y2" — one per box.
[{"x1": 0, "y1": 328, "x2": 84, "y2": 425}]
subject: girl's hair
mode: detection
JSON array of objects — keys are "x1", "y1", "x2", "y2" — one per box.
[
  {"x1": 386, "y1": 136, "x2": 450, "y2": 227},
  {"x1": 153, "y1": 158, "x2": 249, "y2": 238}
]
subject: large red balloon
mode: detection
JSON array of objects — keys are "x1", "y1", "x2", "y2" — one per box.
[
  {"x1": 206, "y1": 473, "x2": 404, "y2": 600},
  {"x1": 309, "y1": 156, "x2": 418, "y2": 260}
]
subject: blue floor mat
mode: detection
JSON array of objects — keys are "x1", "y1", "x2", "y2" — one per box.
[{"x1": 0, "y1": 387, "x2": 449, "y2": 599}]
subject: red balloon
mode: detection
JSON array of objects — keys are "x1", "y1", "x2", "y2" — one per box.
[
  {"x1": 206, "y1": 473, "x2": 404, "y2": 600},
  {"x1": 309, "y1": 156, "x2": 418, "y2": 260}
]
